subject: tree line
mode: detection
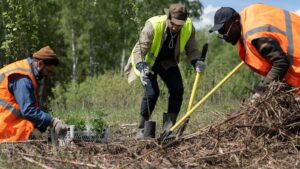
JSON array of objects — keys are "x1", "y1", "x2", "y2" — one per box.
[{"x1": 0, "y1": 0, "x2": 202, "y2": 83}]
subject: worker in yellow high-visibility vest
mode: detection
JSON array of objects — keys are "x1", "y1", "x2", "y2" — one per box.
[{"x1": 124, "y1": 3, "x2": 205, "y2": 138}]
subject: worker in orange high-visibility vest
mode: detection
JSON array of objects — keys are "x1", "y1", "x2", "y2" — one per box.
[
  {"x1": 209, "y1": 4, "x2": 300, "y2": 100},
  {"x1": 0, "y1": 46, "x2": 68, "y2": 142}
]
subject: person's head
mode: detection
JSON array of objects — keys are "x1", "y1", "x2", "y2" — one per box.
[
  {"x1": 164, "y1": 3, "x2": 188, "y2": 33},
  {"x1": 209, "y1": 7, "x2": 241, "y2": 45},
  {"x1": 32, "y1": 46, "x2": 59, "y2": 78}
]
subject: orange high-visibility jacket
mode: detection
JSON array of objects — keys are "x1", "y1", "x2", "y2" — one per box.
[
  {"x1": 238, "y1": 4, "x2": 300, "y2": 87},
  {"x1": 0, "y1": 59, "x2": 38, "y2": 141}
]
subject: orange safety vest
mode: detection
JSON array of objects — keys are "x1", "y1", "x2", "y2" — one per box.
[
  {"x1": 0, "y1": 59, "x2": 38, "y2": 142},
  {"x1": 238, "y1": 4, "x2": 300, "y2": 87}
]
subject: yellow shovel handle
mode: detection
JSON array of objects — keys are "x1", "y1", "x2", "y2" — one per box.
[
  {"x1": 170, "y1": 61, "x2": 245, "y2": 132},
  {"x1": 187, "y1": 72, "x2": 201, "y2": 111}
]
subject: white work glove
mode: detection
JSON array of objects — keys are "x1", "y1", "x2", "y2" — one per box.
[
  {"x1": 250, "y1": 92, "x2": 261, "y2": 104},
  {"x1": 50, "y1": 118, "x2": 68, "y2": 136},
  {"x1": 136, "y1": 62, "x2": 150, "y2": 86},
  {"x1": 140, "y1": 68, "x2": 150, "y2": 86},
  {"x1": 195, "y1": 60, "x2": 206, "y2": 73}
]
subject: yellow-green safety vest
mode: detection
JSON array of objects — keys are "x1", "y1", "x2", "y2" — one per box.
[{"x1": 131, "y1": 15, "x2": 193, "y2": 76}]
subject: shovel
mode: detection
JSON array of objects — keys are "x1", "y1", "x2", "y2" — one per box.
[
  {"x1": 159, "y1": 61, "x2": 245, "y2": 143},
  {"x1": 176, "y1": 43, "x2": 208, "y2": 137}
]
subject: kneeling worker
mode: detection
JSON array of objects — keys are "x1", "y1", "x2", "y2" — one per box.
[{"x1": 0, "y1": 46, "x2": 68, "y2": 142}]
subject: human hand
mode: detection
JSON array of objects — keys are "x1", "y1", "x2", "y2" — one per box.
[
  {"x1": 50, "y1": 118, "x2": 68, "y2": 136},
  {"x1": 136, "y1": 62, "x2": 150, "y2": 86},
  {"x1": 250, "y1": 92, "x2": 261, "y2": 103},
  {"x1": 195, "y1": 60, "x2": 205, "y2": 73}
]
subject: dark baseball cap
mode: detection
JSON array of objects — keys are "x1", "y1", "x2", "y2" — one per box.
[
  {"x1": 164, "y1": 3, "x2": 188, "y2": 25},
  {"x1": 209, "y1": 7, "x2": 238, "y2": 33}
]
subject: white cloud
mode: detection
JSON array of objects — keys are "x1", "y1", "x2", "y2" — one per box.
[
  {"x1": 293, "y1": 9, "x2": 300, "y2": 16},
  {"x1": 193, "y1": 5, "x2": 220, "y2": 30}
]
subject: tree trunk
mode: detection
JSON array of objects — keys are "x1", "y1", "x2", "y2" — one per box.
[
  {"x1": 71, "y1": 26, "x2": 77, "y2": 85},
  {"x1": 121, "y1": 49, "x2": 125, "y2": 75},
  {"x1": 89, "y1": 31, "x2": 94, "y2": 77}
]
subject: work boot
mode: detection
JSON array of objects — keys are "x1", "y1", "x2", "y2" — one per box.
[
  {"x1": 135, "y1": 116, "x2": 147, "y2": 139},
  {"x1": 162, "y1": 113, "x2": 178, "y2": 131},
  {"x1": 138, "y1": 116, "x2": 147, "y2": 129},
  {"x1": 162, "y1": 113, "x2": 178, "y2": 139}
]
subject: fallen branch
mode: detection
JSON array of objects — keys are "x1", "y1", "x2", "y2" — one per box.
[
  {"x1": 20, "y1": 153, "x2": 98, "y2": 168},
  {"x1": 120, "y1": 123, "x2": 137, "y2": 127},
  {"x1": 0, "y1": 140, "x2": 47, "y2": 145},
  {"x1": 22, "y1": 156, "x2": 54, "y2": 169},
  {"x1": 195, "y1": 148, "x2": 245, "y2": 160}
]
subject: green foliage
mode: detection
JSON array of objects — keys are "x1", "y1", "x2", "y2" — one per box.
[
  {"x1": 90, "y1": 117, "x2": 107, "y2": 134},
  {"x1": 50, "y1": 72, "x2": 142, "y2": 129},
  {"x1": 61, "y1": 109, "x2": 106, "y2": 134},
  {"x1": 0, "y1": 0, "x2": 62, "y2": 66},
  {"x1": 1, "y1": 0, "x2": 39, "y2": 59},
  {"x1": 52, "y1": 106, "x2": 107, "y2": 133},
  {"x1": 51, "y1": 72, "x2": 141, "y2": 111},
  {"x1": 64, "y1": 115, "x2": 86, "y2": 131}
]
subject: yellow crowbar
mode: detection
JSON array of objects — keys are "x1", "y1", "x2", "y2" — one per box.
[
  {"x1": 176, "y1": 43, "x2": 208, "y2": 137},
  {"x1": 159, "y1": 61, "x2": 245, "y2": 142}
]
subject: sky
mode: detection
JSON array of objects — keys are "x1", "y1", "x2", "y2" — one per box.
[{"x1": 194, "y1": 0, "x2": 300, "y2": 30}]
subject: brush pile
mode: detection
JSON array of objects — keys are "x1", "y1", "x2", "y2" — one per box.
[{"x1": 1, "y1": 82, "x2": 300, "y2": 168}]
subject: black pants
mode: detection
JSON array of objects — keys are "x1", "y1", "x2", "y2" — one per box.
[{"x1": 140, "y1": 62, "x2": 184, "y2": 120}]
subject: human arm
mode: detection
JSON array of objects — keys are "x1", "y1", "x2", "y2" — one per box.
[
  {"x1": 8, "y1": 75, "x2": 67, "y2": 134},
  {"x1": 185, "y1": 25, "x2": 201, "y2": 64},
  {"x1": 185, "y1": 25, "x2": 205, "y2": 72},
  {"x1": 251, "y1": 37, "x2": 290, "y2": 92},
  {"x1": 132, "y1": 22, "x2": 155, "y2": 85},
  {"x1": 132, "y1": 22, "x2": 154, "y2": 65}
]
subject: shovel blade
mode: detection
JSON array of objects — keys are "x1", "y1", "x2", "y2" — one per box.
[{"x1": 144, "y1": 121, "x2": 156, "y2": 138}]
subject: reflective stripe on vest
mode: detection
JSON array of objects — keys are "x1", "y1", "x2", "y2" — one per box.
[
  {"x1": 0, "y1": 98, "x2": 20, "y2": 117},
  {"x1": 131, "y1": 15, "x2": 193, "y2": 76},
  {"x1": 238, "y1": 4, "x2": 300, "y2": 87},
  {"x1": 0, "y1": 67, "x2": 34, "y2": 117}
]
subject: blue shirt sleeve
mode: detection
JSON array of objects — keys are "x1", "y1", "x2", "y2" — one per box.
[{"x1": 8, "y1": 74, "x2": 53, "y2": 132}]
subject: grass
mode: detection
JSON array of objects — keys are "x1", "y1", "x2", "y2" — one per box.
[
  {"x1": 102, "y1": 96, "x2": 241, "y2": 132},
  {"x1": 50, "y1": 71, "x2": 249, "y2": 135},
  {"x1": 0, "y1": 153, "x2": 42, "y2": 169}
]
